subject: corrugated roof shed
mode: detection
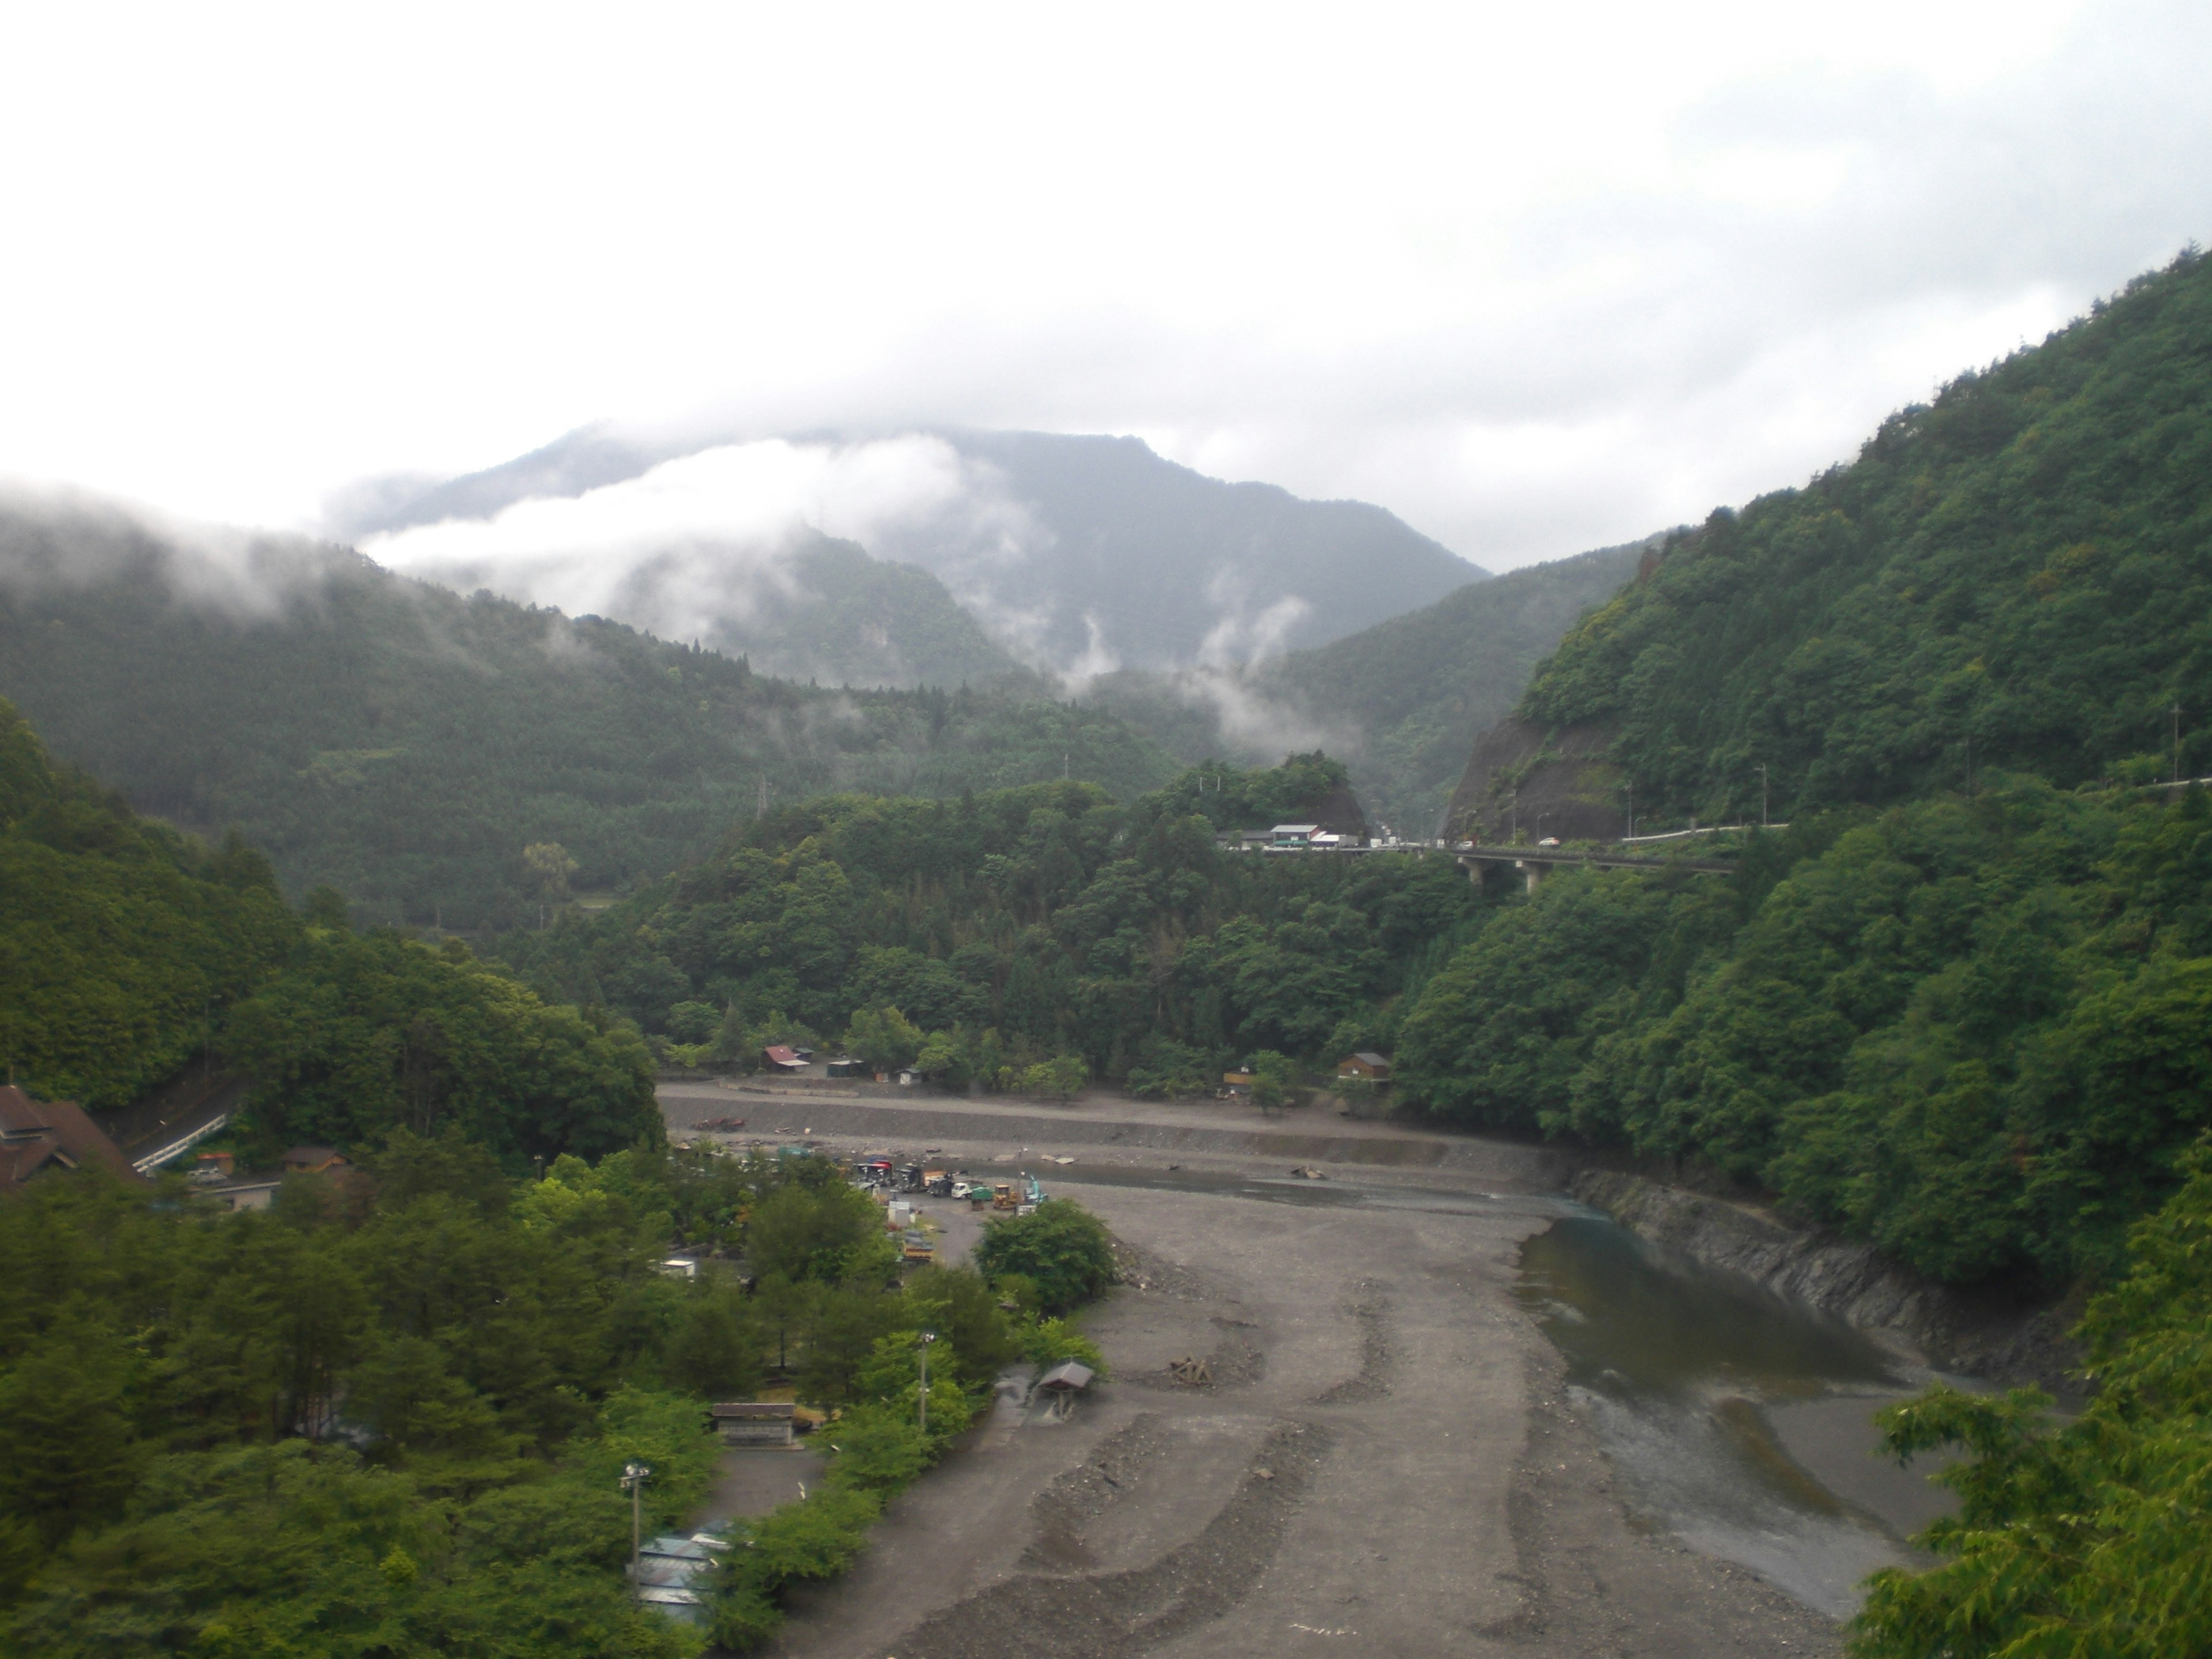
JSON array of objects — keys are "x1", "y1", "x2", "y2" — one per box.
[{"x1": 1037, "y1": 1359, "x2": 1095, "y2": 1393}]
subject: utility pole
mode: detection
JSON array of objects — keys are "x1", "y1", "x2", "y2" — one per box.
[
  {"x1": 1756, "y1": 764, "x2": 1769, "y2": 828},
  {"x1": 917, "y1": 1331, "x2": 938, "y2": 1433},
  {"x1": 1966, "y1": 737, "x2": 1975, "y2": 798},
  {"x1": 2173, "y1": 702, "x2": 2184, "y2": 784},
  {"x1": 1509, "y1": 789, "x2": 1519, "y2": 842},
  {"x1": 620, "y1": 1461, "x2": 650, "y2": 1579}
]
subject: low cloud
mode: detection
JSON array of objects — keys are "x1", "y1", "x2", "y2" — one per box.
[
  {"x1": 360, "y1": 435, "x2": 1070, "y2": 662},
  {"x1": 0, "y1": 480, "x2": 346, "y2": 620}
]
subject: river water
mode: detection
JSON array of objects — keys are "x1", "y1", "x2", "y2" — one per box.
[
  {"x1": 1050, "y1": 1164, "x2": 1956, "y2": 1618},
  {"x1": 1516, "y1": 1214, "x2": 1951, "y2": 1617}
]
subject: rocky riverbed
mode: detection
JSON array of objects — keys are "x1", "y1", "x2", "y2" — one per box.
[{"x1": 666, "y1": 1085, "x2": 1845, "y2": 1657}]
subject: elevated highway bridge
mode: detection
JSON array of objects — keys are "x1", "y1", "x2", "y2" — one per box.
[{"x1": 1456, "y1": 843, "x2": 1734, "y2": 892}]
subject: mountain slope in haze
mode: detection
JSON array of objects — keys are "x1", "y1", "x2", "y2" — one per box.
[
  {"x1": 754, "y1": 536, "x2": 1024, "y2": 686},
  {"x1": 335, "y1": 428, "x2": 1485, "y2": 675},
  {"x1": 939, "y1": 430, "x2": 1484, "y2": 667},
  {"x1": 1085, "y1": 539, "x2": 1652, "y2": 836},
  {"x1": 0, "y1": 497, "x2": 1178, "y2": 931},
  {"x1": 1457, "y1": 249, "x2": 2212, "y2": 837}
]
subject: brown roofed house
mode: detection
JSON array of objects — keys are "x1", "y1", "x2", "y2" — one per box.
[
  {"x1": 0, "y1": 1085, "x2": 149, "y2": 1194},
  {"x1": 281, "y1": 1146, "x2": 349, "y2": 1175}
]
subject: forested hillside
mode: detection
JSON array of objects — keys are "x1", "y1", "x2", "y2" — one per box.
[
  {"x1": 1402, "y1": 255, "x2": 2212, "y2": 1289},
  {"x1": 0, "y1": 698, "x2": 295, "y2": 1108},
  {"x1": 1513, "y1": 250, "x2": 2212, "y2": 828},
  {"x1": 0, "y1": 1131, "x2": 1113, "y2": 1655},
  {"x1": 502, "y1": 756, "x2": 1487, "y2": 1090},
  {"x1": 0, "y1": 499, "x2": 1178, "y2": 931},
  {"x1": 1089, "y1": 538, "x2": 1651, "y2": 835},
  {"x1": 0, "y1": 698, "x2": 659, "y2": 1158}
]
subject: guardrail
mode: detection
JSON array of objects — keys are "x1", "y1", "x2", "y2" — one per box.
[{"x1": 131, "y1": 1111, "x2": 232, "y2": 1175}]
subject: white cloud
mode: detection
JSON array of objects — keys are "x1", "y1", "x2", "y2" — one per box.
[
  {"x1": 365, "y1": 435, "x2": 1071, "y2": 657},
  {"x1": 0, "y1": 0, "x2": 2205, "y2": 571}
]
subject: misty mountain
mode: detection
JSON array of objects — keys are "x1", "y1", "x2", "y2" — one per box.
[
  {"x1": 332, "y1": 427, "x2": 1485, "y2": 675},
  {"x1": 741, "y1": 537, "x2": 1027, "y2": 687},
  {"x1": 1084, "y1": 537, "x2": 1653, "y2": 836},
  {"x1": 936, "y1": 431, "x2": 1484, "y2": 666},
  {"x1": 0, "y1": 495, "x2": 1177, "y2": 930}
]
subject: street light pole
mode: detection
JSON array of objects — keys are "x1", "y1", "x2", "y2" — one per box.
[
  {"x1": 918, "y1": 1331, "x2": 938, "y2": 1433},
  {"x1": 620, "y1": 1461, "x2": 650, "y2": 1579}
]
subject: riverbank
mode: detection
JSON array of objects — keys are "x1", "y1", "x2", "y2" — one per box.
[
  {"x1": 662, "y1": 1084, "x2": 1844, "y2": 1655},
  {"x1": 1569, "y1": 1169, "x2": 2084, "y2": 1396}
]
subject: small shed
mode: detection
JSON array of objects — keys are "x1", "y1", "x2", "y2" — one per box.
[
  {"x1": 825, "y1": 1057, "x2": 869, "y2": 1079},
  {"x1": 281, "y1": 1146, "x2": 348, "y2": 1175},
  {"x1": 1337, "y1": 1052, "x2": 1392, "y2": 1082},
  {"x1": 1036, "y1": 1359, "x2": 1095, "y2": 1395},
  {"x1": 710, "y1": 1401, "x2": 797, "y2": 1448},
  {"x1": 761, "y1": 1045, "x2": 809, "y2": 1072}
]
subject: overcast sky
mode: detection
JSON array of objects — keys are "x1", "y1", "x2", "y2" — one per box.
[{"x1": 3, "y1": 1, "x2": 2208, "y2": 570}]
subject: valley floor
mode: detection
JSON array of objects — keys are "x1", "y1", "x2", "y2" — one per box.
[{"x1": 660, "y1": 1086, "x2": 1842, "y2": 1658}]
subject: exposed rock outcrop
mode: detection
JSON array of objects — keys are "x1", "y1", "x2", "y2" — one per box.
[
  {"x1": 1442, "y1": 716, "x2": 1623, "y2": 843},
  {"x1": 1571, "y1": 1169, "x2": 2084, "y2": 1396}
]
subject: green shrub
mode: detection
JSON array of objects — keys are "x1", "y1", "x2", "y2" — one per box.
[{"x1": 975, "y1": 1200, "x2": 1116, "y2": 1315}]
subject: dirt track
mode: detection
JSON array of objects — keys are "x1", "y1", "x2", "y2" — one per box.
[{"x1": 665, "y1": 1086, "x2": 1841, "y2": 1658}]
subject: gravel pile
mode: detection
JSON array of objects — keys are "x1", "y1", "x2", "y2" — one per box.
[
  {"x1": 1312, "y1": 1279, "x2": 1395, "y2": 1404},
  {"x1": 884, "y1": 1422, "x2": 1334, "y2": 1659},
  {"x1": 1022, "y1": 1414, "x2": 1181, "y2": 1571}
]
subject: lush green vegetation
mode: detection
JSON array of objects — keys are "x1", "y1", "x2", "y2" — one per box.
[
  {"x1": 224, "y1": 926, "x2": 660, "y2": 1166},
  {"x1": 0, "y1": 697, "x2": 296, "y2": 1108},
  {"x1": 0, "y1": 1130, "x2": 1121, "y2": 1656},
  {"x1": 498, "y1": 756, "x2": 1490, "y2": 1081},
  {"x1": 1518, "y1": 250, "x2": 2212, "y2": 828},
  {"x1": 1, "y1": 696, "x2": 661, "y2": 1161},
  {"x1": 1402, "y1": 781, "x2": 2212, "y2": 1285},
  {"x1": 0, "y1": 506, "x2": 1180, "y2": 933},
  {"x1": 973, "y1": 1201, "x2": 1118, "y2": 1316},
  {"x1": 1849, "y1": 1134, "x2": 2212, "y2": 1657}
]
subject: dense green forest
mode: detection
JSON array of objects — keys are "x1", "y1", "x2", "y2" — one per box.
[
  {"x1": 500, "y1": 755, "x2": 1488, "y2": 1091},
  {"x1": 1848, "y1": 1137, "x2": 2212, "y2": 1657},
  {"x1": 0, "y1": 1130, "x2": 1115, "y2": 1656},
  {"x1": 1397, "y1": 253, "x2": 2212, "y2": 1288},
  {"x1": 1516, "y1": 250, "x2": 2212, "y2": 827},
  {"x1": 0, "y1": 698, "x2": 296, "y2": 1108},
  {"x1": 0, "y1": 502, "x2": 1179, "y2": 933},
  {"x1": 1, "y1": 697, "x2": 659, "y2": 1159},
  {"x1": 1399, "y1": 783, "x2": 2212, "y2": 1285},
  {"x1": 1088, "y1": 539, "x2": 1649, "y2": 837}
]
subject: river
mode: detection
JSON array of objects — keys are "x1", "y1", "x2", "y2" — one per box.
[{"x1": 1052, "y1": 1163, "x2": 1961, "y2": 1619}]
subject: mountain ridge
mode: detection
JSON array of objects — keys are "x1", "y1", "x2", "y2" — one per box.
[{"x1": 334, "y1": 427, "x2": 1486, "y2": 673}]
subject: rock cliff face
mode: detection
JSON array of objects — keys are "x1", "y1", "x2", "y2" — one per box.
[
  {"x1": 1442, "y1": 716, "x2": 1623, "y2": 843},
  {"x1": 1570, "y1": 1169, "x2": 2083, "y2": 1396}
]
